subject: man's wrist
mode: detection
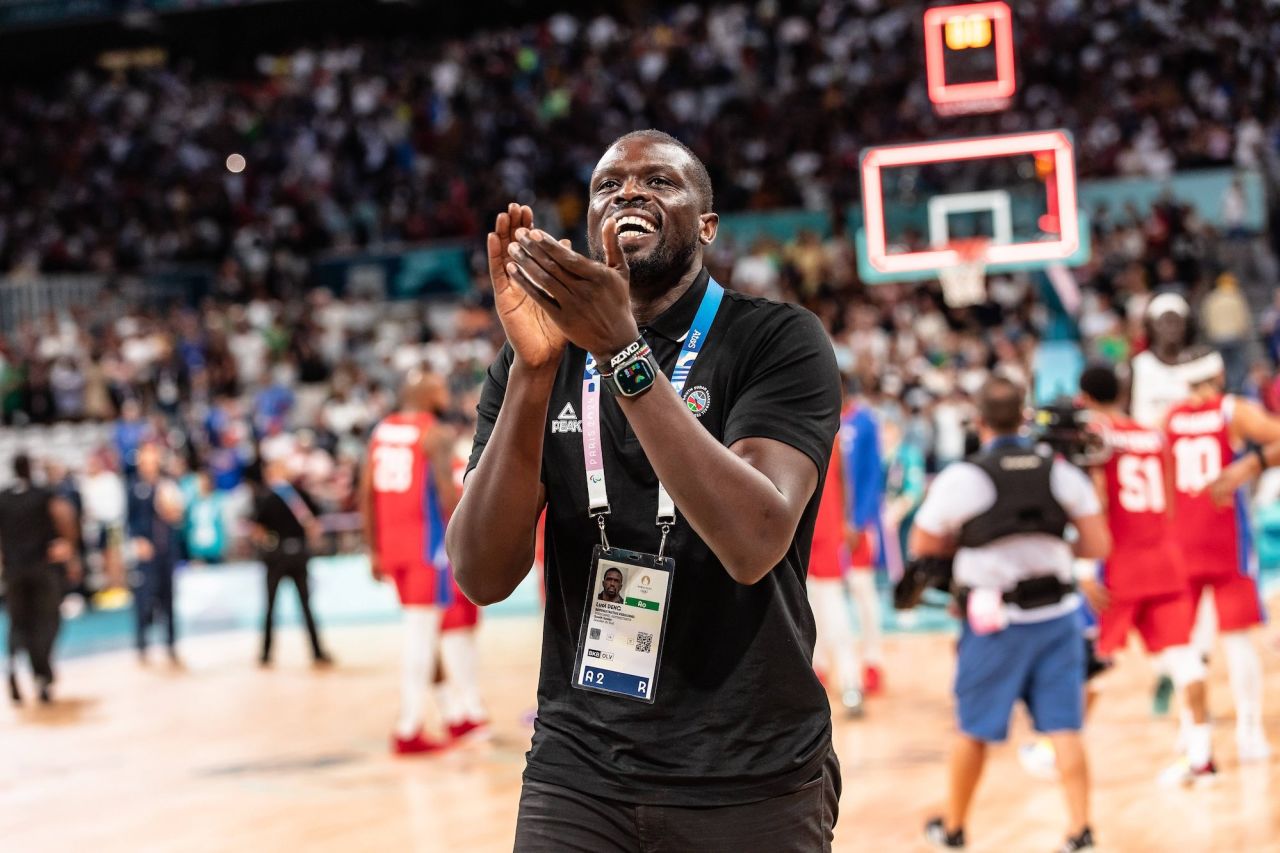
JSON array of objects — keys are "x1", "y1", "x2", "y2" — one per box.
[
  {"x1": 510, "y1": 356, "x2": 559, "y2": 389},
  {"x1": 591, "y1": 328, "x2": 644, "y2": 371}
]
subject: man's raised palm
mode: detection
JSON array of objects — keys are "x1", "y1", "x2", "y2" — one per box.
[{"x1": 488, "y1": 203, "x2": 567, "y2": 369}]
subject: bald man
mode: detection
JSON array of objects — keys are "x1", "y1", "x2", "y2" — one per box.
[{"x1": 362, "y1": 370, "x2": 484, "y2": 753}]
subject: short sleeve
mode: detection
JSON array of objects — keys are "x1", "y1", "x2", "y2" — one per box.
[
  {"x1": 721, "y1": 306, "x2": 841, "y2": 478},
  {"x1": 1051, "y1": 460, "x2": 1102, "y2": 518},
  {"x1": 466, "y1": 343, "x2": 516, "y2": 476},
  {"x1": 912, "y1": 463, "x2": 993, "y2": 536}
]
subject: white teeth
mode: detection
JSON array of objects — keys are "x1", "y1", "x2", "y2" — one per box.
[{"x1": 615, "y1": 215, "x2": 655, "y2": 234}]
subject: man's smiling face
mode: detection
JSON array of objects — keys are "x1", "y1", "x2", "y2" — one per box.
[{"x1": 586, "y1": 136, "x2": 716, "y2": 289}]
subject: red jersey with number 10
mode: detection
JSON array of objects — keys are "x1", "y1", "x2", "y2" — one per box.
[
  {"x1": 1098, "y1": 416, "x2": 1184, "y2": 600},
  {"x1": 369, "y1": 411, "x2": 442, "y2": 569},
  {"x1": 1165, "y1": 394, "x2": 1244, "y2": 579}
]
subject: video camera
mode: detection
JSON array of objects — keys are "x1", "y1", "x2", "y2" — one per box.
[
  {"x1": 892, "y1": 556, "x2": 954, "y2": 610},
  {"x1": 1031, "y1": 400, "x2": 1111, "y2": 468}
]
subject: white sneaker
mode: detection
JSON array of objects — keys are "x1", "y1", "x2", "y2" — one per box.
[
  {"x1": 1158, "y1": 756, "x2": 1218, "y2": 788},
  {"x1": 1018, "y1": 739, "x2": 1059, "y2": 781},
  {"x1": 1237, "y1": 731, "x2": 1272, "y2": 764}
]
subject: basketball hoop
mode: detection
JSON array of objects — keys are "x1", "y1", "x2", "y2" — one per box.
[{"x1": 937, "y1": 238, "x2": 989, "y2": 307}]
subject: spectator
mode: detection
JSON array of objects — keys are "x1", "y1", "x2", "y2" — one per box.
[
  {"x1": 185, "y1": 472, "x2": 228, "y2": 564},
  {"x1": 1200, "y1": 272, "x2": 1251, "y2": 390}
]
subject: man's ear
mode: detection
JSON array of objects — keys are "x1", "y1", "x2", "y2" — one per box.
[{"x1": 699, "y1": 213, "x2": 719, "y2": 246}]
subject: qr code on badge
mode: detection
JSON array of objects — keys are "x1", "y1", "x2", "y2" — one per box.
[{"x1": 635, "y1": 632, "x2": 653, "y2": 654}]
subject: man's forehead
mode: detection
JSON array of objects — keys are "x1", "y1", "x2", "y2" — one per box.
[{"x1": 592, "y1": 139, "x2": 693, "y2": 177}]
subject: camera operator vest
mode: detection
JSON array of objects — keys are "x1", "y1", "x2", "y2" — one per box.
[{"x1": 958, "y1": 442, "x2": 1069, "y2": 548}]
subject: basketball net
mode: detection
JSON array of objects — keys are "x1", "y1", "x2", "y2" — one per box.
[{"x1": 937, "y1": 238, "x2": 988, "y2": 307}]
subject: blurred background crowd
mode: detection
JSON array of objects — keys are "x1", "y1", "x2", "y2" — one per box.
[
  {"x1": 3, "y1": 0, "x2": 1280, "y2": 276},
  {"x1": 3, "y1": 0, "x2": 1280, "y2": 600}
]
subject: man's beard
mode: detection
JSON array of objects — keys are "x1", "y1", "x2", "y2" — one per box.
[{"x1": 591, "y1": 229, "x2": 697, "y2": 293}]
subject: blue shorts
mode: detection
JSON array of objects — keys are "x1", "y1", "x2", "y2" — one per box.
[{"x1": 954, "y1": 611, "x2": 1084, "y2": 743}]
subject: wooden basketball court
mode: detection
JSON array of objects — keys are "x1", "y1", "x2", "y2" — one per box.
[{"x1": 3, "y1": 602, "x2": 1279, "y2": 852}]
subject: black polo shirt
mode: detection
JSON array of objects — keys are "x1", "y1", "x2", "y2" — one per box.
[{"x1": 467, "y1": 268, "x2": 841, "y2": 807}]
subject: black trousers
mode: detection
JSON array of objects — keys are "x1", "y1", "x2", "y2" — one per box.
[
  {"x1": 134, "y1": 559, "x2": 176, "y2": 652},
  {"x1": 5, "y1": 571, "x2": 62, "y2": 683},
  {"x1": 261, "y1": 553, "x2": 325, "y2": 661},
  {"x1": 514, "y1": 750, "x2": 841, "y2": 853}
]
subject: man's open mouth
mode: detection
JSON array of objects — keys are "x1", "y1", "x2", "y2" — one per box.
[{"x1": 615, "y1": 214, "x2": 658, "y2": 243}]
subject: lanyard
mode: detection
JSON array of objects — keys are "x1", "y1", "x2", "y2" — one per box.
[
  {"x1": 272, "y1": 482, "x2": 316, "y2": 530},
  {"x1": 581, "y1": 277, "x2": 725, "y2": 552}
]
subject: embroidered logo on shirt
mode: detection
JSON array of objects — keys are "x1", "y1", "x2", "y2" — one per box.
[
  {"x1": 552, "y1": 402, "x2": 583, "y2": 433},
  {"x1": 684, "y1": 386, "x2": 711, "y2": 417}
]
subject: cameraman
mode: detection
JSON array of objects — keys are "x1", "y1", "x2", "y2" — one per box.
[{"x1": 911, "y1": 377, "x2": 1111, "y2": 853}]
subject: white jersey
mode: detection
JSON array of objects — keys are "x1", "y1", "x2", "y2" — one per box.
[{"x1": 1130, "y1": 350, "x2": 1190, "y2": 429}]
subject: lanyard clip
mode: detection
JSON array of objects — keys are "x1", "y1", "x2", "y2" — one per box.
[
  {"x1": 596, "y1": 514, "x2": 610, "y2": 551},
  {"x1": 656, "y1": 523, "x2": 671, "y2": 561}
]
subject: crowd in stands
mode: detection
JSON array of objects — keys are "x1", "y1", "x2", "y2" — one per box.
[
  {"x1": 3, "y1": 2, "x2": 1280, "y2": 592},
  {"x1": 4, "y1": 189, "x2": 1280, "y2": 585},
  {"x1": 2, "y1": 1, "x2": 1280, "y2": 277}
]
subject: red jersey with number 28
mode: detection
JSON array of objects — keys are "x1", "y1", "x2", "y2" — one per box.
[
  {"x1": 1165, "y1": 394, "x2": 1243, "y2": 579},
  {"x1": 1099, "y1": 416, "x2": 1184, "y2": 599},
  {"x1": 369, "y1": 411, "x2": 441, "y2": 568}
]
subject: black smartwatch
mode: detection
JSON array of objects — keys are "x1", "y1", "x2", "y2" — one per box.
[{"x1": 599, "y1": 338, "x2": 660, "y2": 397}]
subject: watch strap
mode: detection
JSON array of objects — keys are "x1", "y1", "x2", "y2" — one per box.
[{"x1": 601, "y1": 343, "x2": 659, "y2": 397}]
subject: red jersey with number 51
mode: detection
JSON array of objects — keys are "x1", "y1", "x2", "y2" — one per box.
[
  {"x1": 369, "y1": 412, "x2": 441, "y2": 569},
  {"x1": 1165, "y1": 394, "x2": 1243, "y2": 579},
  {"x1": 1098, "y1": 416, "x2": 1184, "y2": 599}
]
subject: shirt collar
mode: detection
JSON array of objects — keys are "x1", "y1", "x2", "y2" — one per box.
[
  {"x1": 639, "y1": 268, "x2": 711, "y2": 343},
  {"x1": 984, "y1": 434, "x2": 1031, "y2": 451}
]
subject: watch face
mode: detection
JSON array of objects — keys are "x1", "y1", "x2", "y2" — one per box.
[{"x1": 617, "y1": 360, "x2": 656, "y2": 395}]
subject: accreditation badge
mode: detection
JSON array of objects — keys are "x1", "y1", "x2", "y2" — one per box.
[{"x1": 572, "y1": 545, "x2": 675, "y2": 704}]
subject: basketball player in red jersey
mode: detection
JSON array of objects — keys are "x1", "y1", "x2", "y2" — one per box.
[
  {"x1": 361, "y1": 370, "x2": 469, "y2": 754},
  {"x1": 1076, "y1": 365, "x2": 1215, "y2": 784},
  {"x1": 808, "y1": 438, "x2": 864, "y2": 717},
  {"x1": 1165, "y1": 348, "x2": 1279, "y2": 762},
  {"x1": 434, "y1": 454, "x2": 489, "y2": 740}
]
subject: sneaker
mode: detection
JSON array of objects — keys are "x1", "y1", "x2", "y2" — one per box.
[
  {"x1": 841, "y1": 688, "x2": 865, "y2": 719},
  {"x1": 1018, "y1": 739, "x2": 1059, "y2": 781},
  {"x1": 8, "y1": 672, "x2": 22, "y2": 706},
  {"x1": 862, "y1": 664, "x2": 884, "y2": 696},
  {"x1": 448, "y1": 719, "x2": 489, "y2": 740},
  {"x1": 1152, "y1": 675, "x2": 1174, "y2": 716},
  {"x1": 1158, "y1": 757, "x2": 1218, "y2": 788},
  {"x1": 1056, "y1": 826, "x2": 1095, "y2": 852},
  {"x1": 392, "y1": 730, "x2": 448, "y2": 756},
  {"x1": 924, "y1": 817, "x2": 965, "y2": 849},
  {"x1": 36, "y1": 678, "x2": 51, "y2": 706},
  {"x1": 1237, "y1": 731, "x2": 1272, "y2": 764}
]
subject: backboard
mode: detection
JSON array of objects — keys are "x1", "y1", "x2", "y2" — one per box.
[{"x1": 856, "y1": 129, "x2": 1090, "y2": 284}]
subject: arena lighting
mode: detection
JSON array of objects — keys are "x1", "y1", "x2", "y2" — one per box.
[
  {"x1": 924, "y1": 1, "x2": 1016, "y2": 112},
  {"x1": 859, "y1": 130, "x2": 1080, "y2": 275}
]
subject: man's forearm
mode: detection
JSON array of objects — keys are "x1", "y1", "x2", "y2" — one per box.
[
  {"x1": 617, "y1": 374, "x2": 804, "y2": 584},
  {"x1": 446, "y1": 361, "x2": 554, "y2": 604}
]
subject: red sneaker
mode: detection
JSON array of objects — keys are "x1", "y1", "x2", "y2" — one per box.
[
  {"x1": 862, "y1": 664, "x2": 883, "y2": 696},
  {"x1": 392, "y1": 730, "x2": 448, "y2": 756},
  {"x1": 448, "y1": 719, "x2": 489, "y2": 740}
]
